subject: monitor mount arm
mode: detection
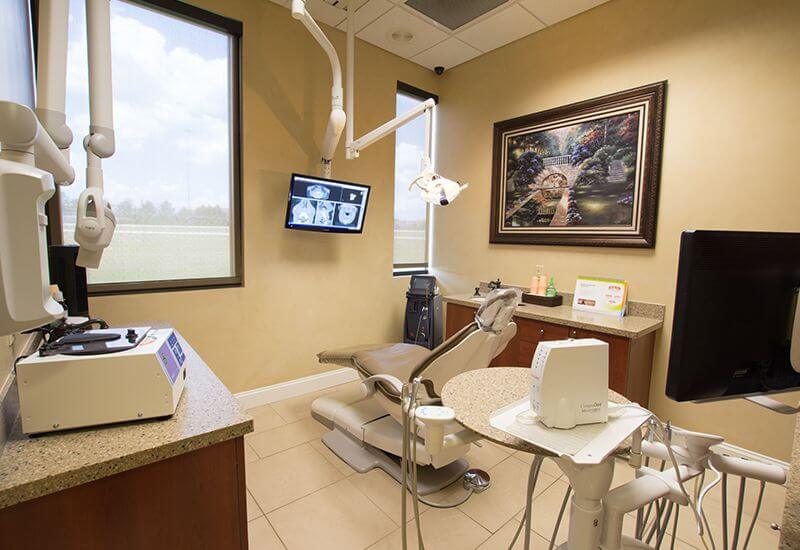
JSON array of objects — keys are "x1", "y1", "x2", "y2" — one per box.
[{"x1": 745, "y1": 288, "x2": 800, "y2": 414}]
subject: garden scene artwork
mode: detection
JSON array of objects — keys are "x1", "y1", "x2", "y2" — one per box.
[
  {"x1": 503, "y1": 111, "x2": 640, "y2": 229},
  {"x1": 490, "y1": 83, "x2": 665, "y2": 248}
]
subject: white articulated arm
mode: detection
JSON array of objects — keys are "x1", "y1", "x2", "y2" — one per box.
[
  {"x1": 75, "y1": 0, "x2": 116, "y2": 268},
  {"x1": 36, "y1": 0, "x2": 74, "y2": 167},
  {"x1": 291, "y1": 0, "x2": 345, "y2": 177}
]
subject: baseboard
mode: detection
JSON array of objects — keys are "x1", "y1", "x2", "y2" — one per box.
[
  {"x1": 235, "y1": 368, "x2": 359, "y2": 410},
  {"x1": 712, "y1": 442, "x2": 789, "y2": 470}
]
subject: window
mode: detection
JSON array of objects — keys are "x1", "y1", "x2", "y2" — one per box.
[
  {"x1": 393, "y1": 83, "x2": 437, "y2": 275},
  {"x1": 51, "y1": 0, "x2": 242, "y2": 293}
]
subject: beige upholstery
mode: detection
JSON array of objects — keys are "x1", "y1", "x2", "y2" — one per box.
[{"x1": 318, "y1": 321, "x2": 517, "y2": 412}]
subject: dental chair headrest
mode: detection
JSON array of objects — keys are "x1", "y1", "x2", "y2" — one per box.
[{"x1": 475, "y1": 288, "x2": 521, "y2": 333}]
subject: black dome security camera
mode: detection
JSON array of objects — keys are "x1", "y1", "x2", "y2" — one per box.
[{"x1": 434, "y1": 66, "x2": 445, "y2": 75}]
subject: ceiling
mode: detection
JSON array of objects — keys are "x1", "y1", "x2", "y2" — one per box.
[{"x1": 269, "y1": 0, "x2": 609, "y2": 72}]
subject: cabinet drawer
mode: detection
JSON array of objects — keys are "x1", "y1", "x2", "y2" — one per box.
[{"x1": 516, "y1": 320, "x2": 570, "y2": 367}]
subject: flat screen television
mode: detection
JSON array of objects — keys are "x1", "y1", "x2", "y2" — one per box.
[
  {"x1": 666, "y1": 230, "x2": 800, "y2": 402},
  {"x1": 284, "y1": 173, "x2": 370, "y2": 233}
]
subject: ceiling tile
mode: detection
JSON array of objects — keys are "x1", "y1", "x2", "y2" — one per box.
[
  {"x1": 455, "y1": 4, "x2": 545, "y2": 53},
  {"x1": 357, "y1": 7, "x2": 449, "y2": 59},
  {"x1": 411, "y1": 38, "x2": 482, "y2": 71},
  {"x1": 519, "y1": 0, "x2": 609, "y2": 26},
  {"x1": 305, "y1": 0, "x2": 347, "y2": 28},
  {"x1": 335, "y1": 0, "x2": 393, "y2": 32}
]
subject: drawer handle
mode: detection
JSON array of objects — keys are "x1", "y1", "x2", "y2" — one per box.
[
  {"x1": 570, "y1": 330, "x2": 577, "y2": 338},
  {"x1": 539, "y1": 329, "x2": 545, "y2": 337}
]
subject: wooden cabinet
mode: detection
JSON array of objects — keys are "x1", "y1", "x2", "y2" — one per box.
[{"x1": 445, "y1": 302, "x2": 656, "y2": 406}]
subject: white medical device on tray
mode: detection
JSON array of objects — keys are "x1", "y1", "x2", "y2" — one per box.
[
  {"x1": 17, "y1": 327, "x2": 187, "y2": 434},
  {"x1": 527, "y1": 338, "x2": 609, "y2": 429}
]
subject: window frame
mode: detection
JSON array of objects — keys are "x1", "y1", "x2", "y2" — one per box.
[
  {"x1": 392, "y1": 82, "x2": 438, "y2": 277},
  {"x1": 40, "y1": 0, "x2": 244, "y2": 296}
]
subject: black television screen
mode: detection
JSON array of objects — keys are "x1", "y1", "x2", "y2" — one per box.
[
  {"x1": 666, "y1": 230, "x2": 800, "y2": 402},
  {"x1": 285, "y1": 173, "x2": 370, "y2": 233}
]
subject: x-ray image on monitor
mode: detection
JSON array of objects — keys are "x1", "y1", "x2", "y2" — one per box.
[
  {"x1": 290, "y1": 198, "x2": 317, "y2": 225},
  {"x1": 336, "y1": 204, "x2": 360, "y2": 227},
  {"x1": 285, "y1": 174, "x2": 370, "y2": 233},
  {"x1": 314, "y1": 201, "x2": 335, "y2": 226}
]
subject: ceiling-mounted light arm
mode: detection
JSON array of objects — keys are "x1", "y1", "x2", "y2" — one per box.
[
  {"x1": 291, "y1": 0, "x2": 345, "y2": 177},
  {"x1": 75, "y1": 0, "x2": 116, "y2": 269},
  {"x1": 35, "y1": 0, "x2": 73, "y2": 168},
  {"x1": 347, "y1": 97, "x2": 434, "y2": 158},
  {"x1": 343, "y1": 4, "x2": 434, "y2": 161}
]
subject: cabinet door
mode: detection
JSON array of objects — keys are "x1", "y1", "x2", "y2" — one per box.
[
  {"x1": 445, "y1": 303, "x2": 476, "y2": 337},
  {"x1": 574, "y1": 328, "x2": 630, "y2": 397},
  {"x1": 515, "y1": 319, "x2": 570, "y2": 368}
]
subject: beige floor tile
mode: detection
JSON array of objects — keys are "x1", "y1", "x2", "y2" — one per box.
[
  {"x1": 611, "y1": 458, "x2": 638, "y2": 489},
  {"x1": 270, "y1": 388, "x2": 333, "y2": 423},
  {"x1": 477, "y1": 518, "x2": 550, "y2": 550},
  {"x1": 247, "y1": 490, "x2": 264, "y2": 521},
  {"x1": 247, "y1": 443, "x2": 343, "y2": 513},
  {"x1": 703, "y1": 475, "x2": 786, "y2": 528},
  {"x1": 244, "y1": 441, "x2": 259, "y2": 464},
  {"x1": 457, "y1": 455, "x2": 557, "y2": 533},
  {"x1": 349, "y1": 468, "x2": 429, "y2": 524},
  {"x1": 248, "y1": 417, "x2": 327, "y2": 458},
  {"x1": 521, "y1": 477, "x2": 572, "y2": 544},
  {"x1": 248, "y1": 403, "x2": 287, "y2": 433},
  {"x1": 248, "y1": 517, "x2": 285, "y2": 550},
  {"x1": 309, "y1": 438, "x2": 358, "y2": 476},
  {"x1": 671, "y1": 492, "x2": 780, "y2": 550},
  {"x1": 512, "y1": 451, "x2": 564, "y2": 480},
  {"x1": 267, "y1": 478, "x2": 396, "y2": 550},
  {"x1": 368, "y1": 508, "x2": 492, "y2": 550},
  {"x1": 466, "y1": 441, "x2": 513, "y2": 471}
]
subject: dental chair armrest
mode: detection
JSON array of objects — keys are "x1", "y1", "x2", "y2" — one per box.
[{"x1": 361, "y1": 374, "x2": 404, "y2": 398}]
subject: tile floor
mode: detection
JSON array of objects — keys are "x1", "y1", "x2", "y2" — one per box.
[{"x1": 244, "y1": 382, "x2": 787, "y2": 550}]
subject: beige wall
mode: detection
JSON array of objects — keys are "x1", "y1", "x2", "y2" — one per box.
[
  {"x1": 87, "y1": 0, "x2": 439, "y2": 393},
  {"x1": 432, "y1": 0, "x2": 800, "y2": 460}
]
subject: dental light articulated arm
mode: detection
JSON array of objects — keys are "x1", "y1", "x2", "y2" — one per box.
[
  {"x1": 75, "y1": 0, "x2": 116, "y2": 269},
  {"x1": 290, "y1": 1, "x2": 468, "y2": 204}
]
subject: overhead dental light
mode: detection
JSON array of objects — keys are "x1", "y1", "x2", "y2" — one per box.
[{"x1": 290, "y1": 0, "x2": 468, "y2": 205}]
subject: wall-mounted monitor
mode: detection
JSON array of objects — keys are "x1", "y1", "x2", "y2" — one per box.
[
  {"x1": 666, "y1": 230, "x2": 800, "y2": 402},
  {"x1": 285, "y1": 174, "x2": 370, "y2": 234}
]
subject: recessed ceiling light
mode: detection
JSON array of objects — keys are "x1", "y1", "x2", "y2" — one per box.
[{"x1": 390, "y1": 30, "x2": 415, "y2": 43}]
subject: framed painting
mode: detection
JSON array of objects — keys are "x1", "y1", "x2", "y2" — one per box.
[{"x1": 490, "y1": 82, "x2": 666, "y2": 248}]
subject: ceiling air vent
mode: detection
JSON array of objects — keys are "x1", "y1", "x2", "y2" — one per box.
[{"x1": 404, "y1": 0, "x2": 509, "y2": 31}]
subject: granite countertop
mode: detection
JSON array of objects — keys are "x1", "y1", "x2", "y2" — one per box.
[
  {"x1": 441, "y1": 367, "x2": 630, "y2": 455},
  {"x1": 0, "y1": 334, "x2": 253, "y2": 510},
  {"x1": 444, "y1": 294, "x2": 663, "y2": 339}
]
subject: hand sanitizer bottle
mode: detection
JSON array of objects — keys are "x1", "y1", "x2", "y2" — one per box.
[{"x1": 546, "y1": 277, "x2": 557, "y2": 298}]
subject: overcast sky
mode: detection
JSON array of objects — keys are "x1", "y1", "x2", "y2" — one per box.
[{"x1": 63, "y1": 0, "x2": 231, "y2": 210}]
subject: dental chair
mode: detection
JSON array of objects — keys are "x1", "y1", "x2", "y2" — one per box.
[{"x1": 311, "y1": 288, "x2": 520, "y2": 494}]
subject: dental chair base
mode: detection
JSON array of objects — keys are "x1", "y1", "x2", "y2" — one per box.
[{"x1": 312, "y1": 385, "x2": 472, "y2": 495}]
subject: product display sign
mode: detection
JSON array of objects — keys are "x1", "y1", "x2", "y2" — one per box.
[{"x1": 572, "y1": 276, "x2": 628, "y2": 317}]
